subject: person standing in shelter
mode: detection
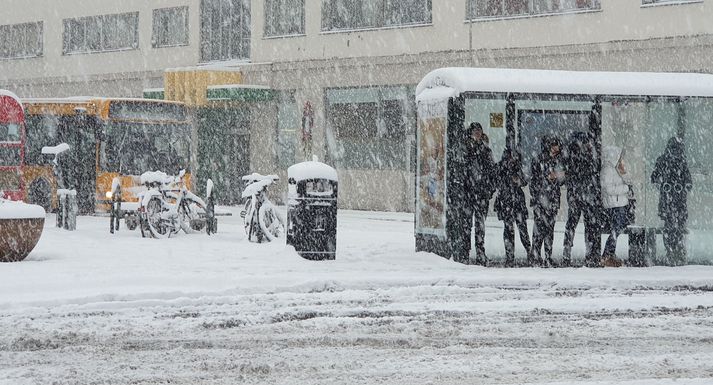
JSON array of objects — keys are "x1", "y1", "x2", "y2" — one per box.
[
  {"x1": 494, "y1": 149, "x2": 531, "y2": 267},
  {"x1": 600, "y1": 146, "x2": 634, "y2": 267},
  {"x1": 651, "y1": 137, "x2": 692, "y2": 266},
  {"x1": 465, "y1": 122, "x2": 495, "y2": 266},
  {"x1": 530, "y1": 136, "x2": 565, "y2": 267},
  {"x1": 563, "y1": 132, "x2": 601, "y2": 267}
]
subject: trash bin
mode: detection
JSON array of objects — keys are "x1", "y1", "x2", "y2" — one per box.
[{"x1": 287, "y1": 158, "x2": 338, "y2": 260}]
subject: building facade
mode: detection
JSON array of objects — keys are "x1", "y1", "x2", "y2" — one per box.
[{"x1": 1, "y1": 0, "x2": 712, "y2": 211}]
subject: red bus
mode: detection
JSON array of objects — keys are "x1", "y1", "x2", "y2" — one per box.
[{"x1": 0, "y1": 90, "x2": 25, "y2": 201}]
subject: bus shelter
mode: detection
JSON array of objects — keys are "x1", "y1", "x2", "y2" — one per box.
[{"x1": 415, "y1": 68, "x2": 713, "y2": 265}]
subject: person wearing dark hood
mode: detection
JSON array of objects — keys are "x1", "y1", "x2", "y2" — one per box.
[
  {"x1": 465, "y1": 122, "x2": 495, "y2": 266},
  {"x1": 600, "y1": 145, "x2": 634, "y2": 267},
  {"x1": 651, "y1": 137, "x2": 692, "y2": 265},
  {"x1": 563, "y1": 132, "x2": 601, "y2": 267},
  {"x1": 495, "y1": 149, "x2": 531, "y2": 267},
  {"x1": 530, "y1": 136, "x2": 565, "y2": 267}
]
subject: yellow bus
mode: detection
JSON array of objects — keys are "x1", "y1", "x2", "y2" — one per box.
[{"x1": 22, "y1": 97, "x2": 193, "y2": 214}]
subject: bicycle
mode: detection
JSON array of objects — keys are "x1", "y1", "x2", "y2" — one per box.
[
  {"x1": 240, "y1": 173, "x2": 285, "y2": 243},
  {"x1": 137, "y1": 170, "x2": 208, "y2": 239}
]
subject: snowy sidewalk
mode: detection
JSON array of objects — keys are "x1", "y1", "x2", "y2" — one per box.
[{"x1": 1, "y1": 209, "x2": 713, "y2": 384}]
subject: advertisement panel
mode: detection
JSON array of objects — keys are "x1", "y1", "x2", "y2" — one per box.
[{"x1": 416, "y1": 99, "x2": 448, "y2": 237}]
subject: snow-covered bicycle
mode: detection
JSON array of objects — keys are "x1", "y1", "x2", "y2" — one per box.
[
  {"x1": 240, "y1": 173, "x2": 285, "y2": 243},
  {"x1": 138, "y1": 170, "x2": 208, "y2": 239}
]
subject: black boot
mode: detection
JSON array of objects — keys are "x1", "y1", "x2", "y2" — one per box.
[
  {"x1": 562, "y1": 247, "x2": 572, "y2": 268},
  {"x1": 504, "y1": 256, "x2": 515, "y2": 268}
]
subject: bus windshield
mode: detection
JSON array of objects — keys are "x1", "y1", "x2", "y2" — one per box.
[{"x1": 102, "y1": 122, "x2": 191, "y2": 176}]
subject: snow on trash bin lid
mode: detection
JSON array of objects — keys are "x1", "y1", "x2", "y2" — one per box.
[
  {"x1": 288, "y1": 157, "x2": 338, "y2": 182},
  {"x1": 0, "y1": 199, "x2": 45, "y2": 219}
]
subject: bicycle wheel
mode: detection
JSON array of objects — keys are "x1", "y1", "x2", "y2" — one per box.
[
  {"x1": 178, "y1": 198, "x2": 207, "y2": 234},
  {"x1": 145, "y1": 197, "x2": 171, "y2": 239},
  {"x1": 258, "y1": 201, "x2": 285, "y2": 242}
]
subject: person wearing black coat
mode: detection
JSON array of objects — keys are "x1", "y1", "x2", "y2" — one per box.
[
  {"x1": 563, "y1": 132, "x2": 601, "y2": 267},
  {"x1": 494, "y1": 149, "x2": 531, "y2": 267},
  {"x1": 530, "y1": 136, "x2": 565, "y2": 267},
  {"x1": 651, "y1": 137, "x2": 692, "y2": 265},
  {"x1": 465, "y1": 122, "x2": 496, "y2": 266}
]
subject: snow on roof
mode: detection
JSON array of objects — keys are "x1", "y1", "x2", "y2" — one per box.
[
  {"x1": 41, "y1": 143, "x2": 70, "y2": 155},
  {"x1": 140, "y1": 171, "x2": 172, "y2": 185},
  {"x1": 0, "y1": 89, "x2": 24, "y2": 113},
  {"x1": 0, "y1": 199, "x2": 45, "y2": 219},
  {"x1": 207, "y1": 84, "x2": 271, "y2": 90},
  {"x1": 22, "y1": 97, "x2": 184, "y2": 105},
  {"x1": 416, "y1": 68, "x2": 713, "y2": 101},
  {"x1": 288, "y1": 158, "x2": 338, "y2": 182}
]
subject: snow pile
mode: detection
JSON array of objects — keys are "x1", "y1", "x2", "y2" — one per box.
[
  {"x1": 0, "y1": 199, "x2": 45, "y2": 219},
  {"x1": 288, "y1": 157, "x2": 338, "y2": 182},
  {"x1": 206, "y1": 179, "x2": 214, "y2": 199},
  {"x1": 241, "y1": 173, "x2": 279, "y2": 183},
  {"x1": 56, "y1": 189, "x2": 76, "y2": 197},
  {"x1": 140, "y1": 171, "x2": 172, "y2": 185},
  {"x1": 241, "y1": 178, "x2": 274, "y2": 198},
  {"x1": 41, "y1": 143, "x2": 70, "y2": 156}
]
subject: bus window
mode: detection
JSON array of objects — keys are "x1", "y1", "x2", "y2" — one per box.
[
  {"x1": 25, "y1": 115, "x2": 60, "y2": 165},
  {"x1": 0, "y1": 123, "x2": 20, "y2": 142},
  {"x1": 102, "y1": 122, "x2": 191, "y2": 175}
]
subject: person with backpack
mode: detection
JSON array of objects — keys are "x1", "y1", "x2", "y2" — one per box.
[
  {"x1": 494, "y1": 149, "x2": 531, "y2": 267},
  {"x1": 563, "y1": 132, "x2": 601, "y2": 267},
  {"x1": 465, "y1": 122, "x2": 495, "y2": 266},
  {"x1": 651, "y1": 137, "x2": 692, "y2": 265},
  {"x1": 530, "y1": 136, "x2": 565, "y2": 267}
]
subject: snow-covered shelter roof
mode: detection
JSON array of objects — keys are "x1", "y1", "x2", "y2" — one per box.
[{"x1": 416, "y1": 68, "x2": 713, "y2": 101}]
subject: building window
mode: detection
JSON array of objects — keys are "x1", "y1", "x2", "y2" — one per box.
[
  {"x1": 265, "y1": 0, "x2": 305, "y2": 37},
  {"x1": 0, "y1": 22, "x2": 43, "y2": 59},
  {"x1": 642, "y1": 0, "x2": 700, "y2": 4},
  {"x1": 152, "y1": 7, "x2": 189, "y2": 48},
  {"x1": 62, "y1": 13, "x2": 138, "y2": 54},
  {"x1": 326, "y1": 86, "x2": 415, "y2": 170},
  {"x1": 321, "y1": 0, "x2": 432, "y2": 32},
  {"x1": 276, "y1": 92, "x2": 298, "y2": 168},
  {"x1": 200, "y1": 0, "x2": 250, "y2": 62},
  {"x1": 467, "y1": 0, "x2": 599, "y2": 20}
]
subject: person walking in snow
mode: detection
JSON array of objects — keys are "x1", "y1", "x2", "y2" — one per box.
[
  {"x1": 465, "y1": 122, "x2": 495, "y2": 266},
  {"x1": 651, "y1": 137, "x2": 692, "y2": 265},
  {"x1": 600, "y1": 145, "x2": 634, "y2": 267},
  {"x1": 494, "y1": 149, "x2": 531, "y2": 267},
  {"x1": 563, "y1": 132, "x2": 601, "y2": 267},
  {"x1": 530, "y1": 136, "x2": 565, "y2": 267}
]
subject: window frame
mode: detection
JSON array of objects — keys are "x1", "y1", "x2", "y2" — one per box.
[
  {"x1": 465, "y1": 0, "x2": 601, "y2": 22},
  {"x1": 325, "y1": 85, "x2": 416, "y2": 170},
  {"x1": 641, "y1": 0, "x2": 703, "y2": 7},
  {"x1": 321, "y1": 0, "x2": 433, "y2": 33},
  {"x1": 0, "y1": 21, "x2": 44, "y2": 60},
  {"x1": 199, "y1": 0, "x2": 251, "y2": 63},
  {"x1": 152, "y1": 6, "x2": 190, "y2": 48},
  {"x1": 62, "y1": 12, "x2": 139, "y2": 55},
  {"x1": 264, "y1": 0, "x2": 306, "y2": 38}
]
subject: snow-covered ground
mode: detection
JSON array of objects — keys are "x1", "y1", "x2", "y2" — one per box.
[{"x1": 1, "y1": 208, "x2": 712, "y2": 384}]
